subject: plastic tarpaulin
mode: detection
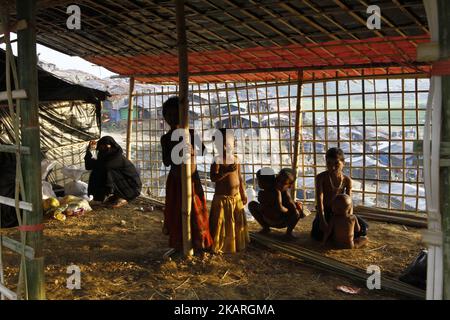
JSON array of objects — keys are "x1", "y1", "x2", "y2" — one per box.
[{"x1": 0, "y1": 101, "x2": 100, "y2": 152}]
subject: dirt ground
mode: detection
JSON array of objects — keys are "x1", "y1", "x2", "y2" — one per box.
[{"x1": 1, "y1": 198, "x2": 425, "y2": 300}]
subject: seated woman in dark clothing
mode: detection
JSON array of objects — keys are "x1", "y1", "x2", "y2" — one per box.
[
  {"x1": 0, "y1": 151, "x2": 19, "y2": 228},
  {"x1": 85, "y1": 136, "x2": 142, "y2": 208}
]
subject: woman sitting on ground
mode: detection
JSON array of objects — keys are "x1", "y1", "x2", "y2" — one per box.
[{"x1": 85, "y1": 136, "x2": 142, "y2": 208}]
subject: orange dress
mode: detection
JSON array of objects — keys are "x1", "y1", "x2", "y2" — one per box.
[{"x1": 161, "y1": 130, "x2": 213, "y2": 251}]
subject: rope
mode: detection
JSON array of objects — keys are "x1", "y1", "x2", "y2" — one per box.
[{"x1": 1, "y1": 12, "x2": 29, "y2": 300}]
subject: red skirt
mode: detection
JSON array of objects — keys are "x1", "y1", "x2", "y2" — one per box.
[{"x1": 163, "y1": 169, "x2": 213, "y2": 250}]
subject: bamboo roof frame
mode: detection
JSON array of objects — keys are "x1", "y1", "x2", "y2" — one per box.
[{"x1": 1, "y1": 0, "x2": 432, "y2": 83}]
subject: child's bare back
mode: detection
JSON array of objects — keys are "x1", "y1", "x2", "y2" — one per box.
[
  {"x1": 258, "y1": 188, "x2": 287, "y2": 223},
  {"x1": 331, "y1": 214, "x2": 358, "y2": 249}
]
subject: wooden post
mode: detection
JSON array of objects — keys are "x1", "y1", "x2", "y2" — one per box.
[
  {"x1": 176, "y1": 0, "x2": 193, "y2": 257},
  {"x1": 126, "y1": 76, "x2": 135, "y2": 159},
  {"x1": 439, "y1": 0, "x2": 450, "y2": 300},
  {"x1": 16, "y1": 0, "x2": 45, "y2": 300},
  {"x1": 292, "y1": 70, "x2": 303, "y2": 199}
]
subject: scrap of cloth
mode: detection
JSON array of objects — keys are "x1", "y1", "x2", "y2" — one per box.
[
  {"x1": 85, "y1": 136, "x2": 142, "y2": 201},
  {"x1": 0, "y1": 151, "x2": 19, "y2": 228}
]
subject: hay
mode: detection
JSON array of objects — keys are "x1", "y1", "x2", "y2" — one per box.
[{"x1": 0, "y1": 197, "x2": 425, "y2": 299}]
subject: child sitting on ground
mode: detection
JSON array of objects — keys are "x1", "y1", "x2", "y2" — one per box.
[
  {"x1": 322, "y1": 194, "x2": 369, "y2": 249},
  {"x1": 312, "y1": 147, "x2": 368, "y2": 241},
  {"x1": 249, "y1": 168, "x2": 303, "y2": 240},
  {"x1": 209, "y1": 129, "x2": 249, "y2": 254}
]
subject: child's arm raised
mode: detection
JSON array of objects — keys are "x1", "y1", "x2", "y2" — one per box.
[{"x1": 84, "y1": 141, "x2": 97, "y2": 170}]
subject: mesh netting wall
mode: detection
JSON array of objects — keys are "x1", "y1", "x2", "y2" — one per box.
[{"x1": 131, "y1": 77, "x2": 429, "y2": 213}]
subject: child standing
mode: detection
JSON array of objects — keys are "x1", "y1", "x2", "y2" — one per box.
[
  {"x1": 312, "y1": 147, "x2": 368, "y2": 241},
  {"x1": 160, "y1": 96, "x2": 213, "y2": 252},
  {"x1": 209, "y1": 129, "x2": 249, "y2": 254},
  {"x1": 322, "y1": 194, "x2": 369, "y2": 249}
]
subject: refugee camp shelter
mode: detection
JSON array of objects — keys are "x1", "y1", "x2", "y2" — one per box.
[
  {"x1": 1, "y1": 0, "x2": 449, "y2": 301},
  {"x1": 0, "y1": 48, "x2": 109, "y2": 184}
]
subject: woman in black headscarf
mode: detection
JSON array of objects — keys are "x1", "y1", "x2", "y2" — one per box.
[{"x1": 85, "y1": 136, "x2": 142, "y2": 208}]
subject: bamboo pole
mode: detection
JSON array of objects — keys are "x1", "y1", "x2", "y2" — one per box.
[
  {"x1": 111, "y1": 62, "x2": 429, "y2": 79},
  {"x1": 292, "y1": 70, "x2": 303, "y2": 199},
  {"x1": 250, "y1": 232, "x2": 425, "y2": 299},
  {"x1": 439, "y1": 0, "x2": 450, "y2": 300},
  {"x1": 126, "y1": 76, "x2": 135, "y2": 159},
  {"x1": 176, "y1": 0, "x2": 193, "y2": 257},
  {"x1": 16, "y1": 0, "x2": 45, "y2": 300}
]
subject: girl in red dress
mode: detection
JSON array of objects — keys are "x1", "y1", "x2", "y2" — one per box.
[{"x1": 160, "y1": 96, "x2": 213, "y2": 251}]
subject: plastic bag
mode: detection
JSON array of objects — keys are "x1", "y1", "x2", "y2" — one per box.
[
  {"x1": 41, "y1": 160, "x2": 57, "y2": 199},
  {"x1": 60, "y1": 196, "x2": 92, "y2": 217},
  {"x1": 64, "y1": 180, "x2": 89, "y2": 199},
  {"x1": 62, "y1": 165, "x2": 90, "y2": 199},
  {"x1": 42, "y1": 181, "x2": 57, "y2": 199},
  {"x1": 61, "y1": 165, "x2": 88, "y2": 181},
  {"x1": 41, "y1": 159, "x2": 57, "y2": 180},
  {"x1": 244, "y1": 186, "x2": 257, "y2": 221},
  {"x1": 399, "y1": 249, "x2": 427, "y2": 290}
]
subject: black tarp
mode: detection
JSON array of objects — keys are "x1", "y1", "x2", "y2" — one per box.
[
  {"x1": 1, "y1": 49, "x2": 108, "y2": 104},
  {"x1": 0, "y1": 152, "x2": 18, "y2": 228}
]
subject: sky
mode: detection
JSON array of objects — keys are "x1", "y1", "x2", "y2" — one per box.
[{"x1": 1, "y1": 33, "x2": 117, "y2": 79}]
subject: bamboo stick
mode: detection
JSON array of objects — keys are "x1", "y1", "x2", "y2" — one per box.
[
  {"x1": 1, "y1": 236, "x2": 35, "y2": 259},
  {"x1": 16, "y1": 0, "x2": 45, "y2": 300},
  {"x1": 292, "y1": 70, "x2": 303, "y2": 198},
  {"x1": 438, "y1": 0, "x2": 450, "y2": 299},
  {"x1": 176, "y1": 0, "x2": 193, "y2": 257},
  {"x1": 0, "y1": 283, "x2": 17, "y2": 300},
  {"x1": 250, "y1": 232, "x2": 425, "y2": 299},
  {"x1": 113, "y1": 62, "x2": 429, "y2": 80},
  {"x1": 126, "y1": 76, "x2": 135, "y2": 160},
  {"x1": 0, "y1": 89, "x2": 27, "y2": 101},
  {"x1": 0, "y1": 196, "x2": 33, "y2": 211},
  {"x1": 0, "y1": 144, "x2": 30, "y2": 154}
]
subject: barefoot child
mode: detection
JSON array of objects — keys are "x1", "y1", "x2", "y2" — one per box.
[
  {"x1": 160, "y1": 96, "x2": 213, "y2": 252},
  {"x1": 249, "y1": 168, "x2": 303, "y2": 239},
  {"x1": 322, "y1": 194, "x2": 369, "y2": 249},
  {"x1": 311, "y1": 147, "x2": 368, "y2": 241},
  {"x1": 209, "y1": 129, "x2": 249, "y2": 253}
]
